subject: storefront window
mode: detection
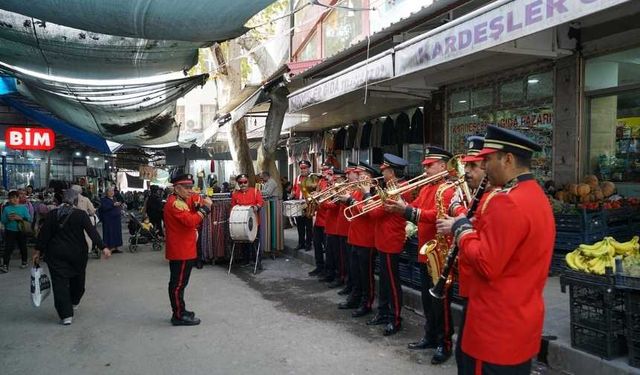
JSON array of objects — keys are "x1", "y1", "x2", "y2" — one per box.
[
  {"x1": 471, "y1": 87, "x2": 493, "y2": 109},
  {"x1": 358, "y1": 148, "x2": 370, "y2": 164},
  {"x1": 406, "y1": 144, "x2": 424, "y2": 177},
  {"x1": 585, "y1": 46, "x2": 640, "y2": 91},
  {"x1": 323, "y1": 2, "x2": 365, "y2": 58},
  {"x1": 588, "y1": 90, "x2": 640, "y2": 182},
  {"x1": 500, "y1": 80, "x2": 524, "y2": 103},
  {"x1": 527, "y1": 72, "x2": 553, "y2": 100},
  {"x1": 299, "y1": 32, "x2": 319, "y2": 61},
  {"x1": 450, "y1": 91, "x2": 470, "y2": 113}
]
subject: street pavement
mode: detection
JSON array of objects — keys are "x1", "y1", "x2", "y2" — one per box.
[{"x1": 1, "y1": 244, "x2": 461, "y2": 375}]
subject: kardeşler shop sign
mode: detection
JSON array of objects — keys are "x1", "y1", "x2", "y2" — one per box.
[{"x1": 395, "y1": 0, "x2": 632, "y2": 77}]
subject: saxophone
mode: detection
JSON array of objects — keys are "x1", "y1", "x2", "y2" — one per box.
[{"x1": 420, "y1": 182, "x2": 454, "y2": 285}]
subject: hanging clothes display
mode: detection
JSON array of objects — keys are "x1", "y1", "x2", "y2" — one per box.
[
  {"x1": 344, "y1": 123, "x2": 358, "y2": 149},
  {"x1": 360, "y1": 121, "x2": 372, "y2": 149},
  {"x1": 410, "y1": 108, "x2": 424, "y2": 144},
  {"x1": 199, "y1": 194, "x2": 232, "y2": 261},
  {"x1": 395, "y1": 112, "x2": 411, "y2": 145},
  {"x1": 259, "y1": 197, "x2": 284, "y2": 255},
  {"x1": 333, "y1": 128, "x2": 347, "y2": 150},
  {"x1": 370, "y1": 118, "x2": 383, "y2": 148},
  {"x1": 381, "y1": 116, "x2": 396, "y2": 146}
]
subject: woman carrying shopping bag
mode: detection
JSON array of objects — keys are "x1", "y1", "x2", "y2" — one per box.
[{"x1": 32, "y1": 189, "x2": 111, "y2": 325}]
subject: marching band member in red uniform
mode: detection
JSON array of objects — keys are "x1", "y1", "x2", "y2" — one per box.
[
  {"x1": 230, "y1": 174, "x2": 264, "y2": 268},
  {"x1": 164, "y1": 173, "x2": 212, "y2": 326},
  {"x1": 291, "y1": 160, "x2": 313, "y2": 251},
  {"x1": 319, "y1": 168, "x2": 340, "y2": 284},
  {"x1": 334, "y1": 162, "x2": 359, "y2": 303},
  {"x1": 445, "y1": 125, "x2": 555, "y2": 374},
  {"x1": 386, "y1": 146, "x2": 456, "y2": 364},
  {"x1": 339, "y1": 162, "x2": 380, "y2": 318},
  {"x1": 365, "y1": 153, "x2": 412, "y2": 336},
  {"x1": 309, "y1": 163, "x2": 333, "y2": 277}
]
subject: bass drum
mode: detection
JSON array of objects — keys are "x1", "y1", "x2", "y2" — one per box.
[{"x1": 229, "y1": 205, "x2": 258, "y2": 242}]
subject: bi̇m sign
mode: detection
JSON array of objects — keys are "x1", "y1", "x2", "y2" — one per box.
[{"x1": 5, "y1": 127, "x2": 55, "y2": 151}]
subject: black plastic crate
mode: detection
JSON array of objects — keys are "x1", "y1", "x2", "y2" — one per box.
[
  {"x1": 411, "y1": 263, "x2": 423, "y2": 289},
  {"x1": 617, "y1": 274, "x2": 640, "y2": 291},
  {"x1": 605, "y1": 207, "x2": 634, "y2": 228},
  {"x1": 629, "y1": 338, "x2": 640, "y2": 368},
  {"x1": 555, "y1": 231, "x2": 607, "y2": 252},
  {"x1": 561, "y1": 269, "x2": 615, "y2": 288},
  {"x1": 555, "y1": 210, "x2": 607, "y2": 233},
  {"x1": 399, "y1": 262, "x2": 412, "y2": 286},
  {"x1": 570, "y1": 323, "x2": 627, "y2": 360},
  {"x1": 625, "y1": 292, "x2": 640, "y2": 337}
]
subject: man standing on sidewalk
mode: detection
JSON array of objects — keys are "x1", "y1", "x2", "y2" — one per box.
[{"x1": 164, "y1": 174, "x2": 212, "y2": 326}]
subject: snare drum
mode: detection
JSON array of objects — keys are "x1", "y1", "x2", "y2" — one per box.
[
  {"x1": 229, "y1": 206, "x2": 258, "y2": 242},
  {"x1": 283, "y1": 200, "x2": 306, "y2": 217}
]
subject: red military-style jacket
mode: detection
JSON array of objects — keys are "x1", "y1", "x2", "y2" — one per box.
[
  {"x1": 164, "y1": 194, "x2": 204, "y2": 261},
  {"x1": 231, "y1": 187, "x2": 264, "y2": 224},
  {"x1": 455, "y1": 175, "x2": 555, "y2": 365},
  {"x1": 291, "y1": 175, "x2": 307, "y2": 200},
  {"x1": 368, "y1": 179, "x2": 413, "y2": 254},
  {"x1": 314, "y1": 179, "x2": 330, "y2": 228},
  {"x1": 322, "y1": 198, "x2": 340, "y2": 236},
  {"x1": 451, "y1": 186, "x2": 496, "y2": 298},
  {"x1": 410, "y1": 180, "x2": 455, "y2": 264},
  {"x1": 347, "y1": 190, "x2": 375, "y2": 248}
]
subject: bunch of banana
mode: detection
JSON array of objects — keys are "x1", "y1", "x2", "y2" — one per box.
[
  {"x1": 563, "y1": 236, "x2": 640, "y2": 275},
  {"x1": 606, "y1": 235, "x2": 639, "y2": 256}
]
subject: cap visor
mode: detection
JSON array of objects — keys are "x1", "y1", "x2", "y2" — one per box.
[
  {"x1": 475, "y1": 148, "x2": 499, "y2": 158},
  {"x1": 461, "y1": 155, "x2": 484, "y2": 163},
  {"x1": 421, "y1": 158, "x2": 440, "y2": 166}
]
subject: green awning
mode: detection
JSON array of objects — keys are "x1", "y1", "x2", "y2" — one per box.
[{"x1": 0, "y1": 0, "x2": 275, "y2": 43}]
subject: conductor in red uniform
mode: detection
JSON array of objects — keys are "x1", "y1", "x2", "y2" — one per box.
[
  {"x1": 164, "y1": 173, "x2": 212, "y2": 326},
  {"x1": 446, "y1": 125, "x2": 555, "y2": 374},
  {"x1": 230, "y1": 174, "x2": 264, "y2": 267}
]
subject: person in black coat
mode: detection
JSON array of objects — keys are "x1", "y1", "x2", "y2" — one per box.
[{"x1": 33, "y1": 189, "x2": 111, "y2": 325}]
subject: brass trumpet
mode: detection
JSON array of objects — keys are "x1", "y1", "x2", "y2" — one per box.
[
  {"x1": 327, "y1": 176, "x2": 384, "y2": 203},
  {"x1": 343, "y1": 171, "x2": 449, "y2": 221}
]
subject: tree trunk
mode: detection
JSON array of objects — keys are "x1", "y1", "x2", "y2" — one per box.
[
  {"x1": 229, "y1": 117, "x2": 256, "y2": 185},
  {"x1": 257, "y1": 85, "x2": 288, "y2": 196}
]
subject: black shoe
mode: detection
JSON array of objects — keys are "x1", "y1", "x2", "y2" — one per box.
[
  {"x1": 431, "y1": 345, "x2": 451, "y2": 365},
  {"x1": 171, "y1": 314, "x2": 201, "y2": 326},
  {"x1": 184, "y1": 310, "x2": 195, "y2": 318},
  {"x1": 308, "y1": 268, "x2": 323, "y2": 276},
  {"x1": 305, "y1": 245, "x2": 312, "y2": 252},
  {"x1": 327, "y1": 280, "x2": 343, "y2": 289},
  {"x1": 408, "y1": 337, "x2": 437, "y2": 350},
  {"x1": 337, "y1": 286, "x2": 352, "y2": 296},
  {"x1": 319, "y1": 275, "x2": 334, "y2": 283},
  {"x1": 351, "y1": 305, "x2": 371, "y2": 318},
  {"x1": 111, "y1": 249, "x2": 123, "y2": 254},
  {"x1": 195, "y1": 261, "x2": 204, "y2": 269},
  {"x1": 383, "y1": 322, "x2": 401, "y2": 336},
  {"x1": 295, "y1": 244, "x2": 305, "y2": 250},
  {"x1": 338, "y1": 299, "x2": 360, "y2": 310},
  {"x1": 366, "y1": 314, "x2": 388, "y2": 326}
]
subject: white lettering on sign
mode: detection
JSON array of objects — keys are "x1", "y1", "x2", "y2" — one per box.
[{"x1": 5, "y1": 127, "x2": 55, "y2": 151}]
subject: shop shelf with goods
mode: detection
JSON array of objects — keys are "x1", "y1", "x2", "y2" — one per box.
[{"x1": 560, "y1": 270, "x2": 627, "y2": 360}]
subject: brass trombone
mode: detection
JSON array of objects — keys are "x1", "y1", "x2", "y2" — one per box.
[{"x1": 343, "y1": 171, "x2": 449, "y2": 221}]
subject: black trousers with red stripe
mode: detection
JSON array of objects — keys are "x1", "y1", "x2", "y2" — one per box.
[
  {"x1": 421, "y1": 263, "x2": 454, "y2": 350},
  {"x1": 354, "y1": 246, "x2": 375, "y2": 308},
  {"x1": 168, "y1": 259, "x2": 195, "y2": 319},
  {"x1": 347, "y1": 243, "x2": 361, "y2": 300},
  {"x1": 336, "y1": 236, "x2": 349, "y2": 283},
  {"x1": 312, "y1": 225, "x2": 326, "y2": 269},
  {"x1": 377, "y1": 251, "x2": 402, "y2": 326},
  {"x1": 458, "y1": 351, "x2": 532, "y2": 375},
  {"x1": 325, "y1": 235, "x2": 338, "y2": 279}
]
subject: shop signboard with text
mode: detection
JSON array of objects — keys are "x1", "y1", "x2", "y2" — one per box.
[
  {"x1": 5, "y1": 127, "x2": 55, "y2": 151},
  {"x1": 395, "y1": 0, "x2": 632, "y2": 77}
]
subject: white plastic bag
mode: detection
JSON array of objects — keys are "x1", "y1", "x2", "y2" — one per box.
[{"x1": 31, "y1": 264, "x2": 51, "y2": 307}]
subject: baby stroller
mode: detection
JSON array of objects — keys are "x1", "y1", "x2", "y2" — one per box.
[{"x1": 127, "y1": 213, "x2": 162, "y2": 252}]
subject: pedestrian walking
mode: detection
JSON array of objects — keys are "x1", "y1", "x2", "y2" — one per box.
[
  {"x1": 98, "y1": 187, "x2": 123, "y2": 253},
  {"x1": 1, "y1": 190, "x2": 32, "y2": 272},
  {"x1": 33, "y1": 189, "x2": 111, "y2": 325}
]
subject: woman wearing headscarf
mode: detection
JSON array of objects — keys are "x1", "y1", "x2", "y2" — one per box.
[
  {"x1": 98, "y1": 187, "x2": 124, "y2": 253},
  {"x1": 33, "y1": 189, "x2": 111, "y2": 325}
]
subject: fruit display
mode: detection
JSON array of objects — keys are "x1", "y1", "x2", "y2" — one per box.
[
  {"x1": 551, "y1": 174, "x2": 640, "y2": 212},
  {"x1": 622, "y1": 254, "x2": 640, "y2": 277},
  {"x1": 565, "y1": 236, "x2": 640, "y2": 275}
]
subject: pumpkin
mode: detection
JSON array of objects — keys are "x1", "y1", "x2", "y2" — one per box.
[
  {"x1": 567, "y1": 183, "x2": 579, "y2": 196},
  {"x1": 576, "y1": 183, "x2": 591, "y2": 197},
  {"x1": 583, "y1": 175, "x2": 599, "y2": 189},
  {"x1": 593, "y1": 190, "x2": 605, "y2": 201},
  {"x1": 601, "y1": 181, "x2": 616, "y2": 197},
  {"x1": 555, "y1": 191, "x2": 569, "y2": 202},
  {"x1": 580, "y1": 194, "x2": 591, "y2": 203}
]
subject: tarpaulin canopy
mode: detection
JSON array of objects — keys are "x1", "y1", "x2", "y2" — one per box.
[
  {"x1": 1, "y1": 63, "x2": 208, "y2": 147},
  {"x1": 0, "y1": 9, "x2": 206, "y2": 79},
  {"x1": 0, "y1": 93, "x2": 120, "y2": 153},
  {"x1": 0, "y1": 0, "x2": 275, "y2": 43}
]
